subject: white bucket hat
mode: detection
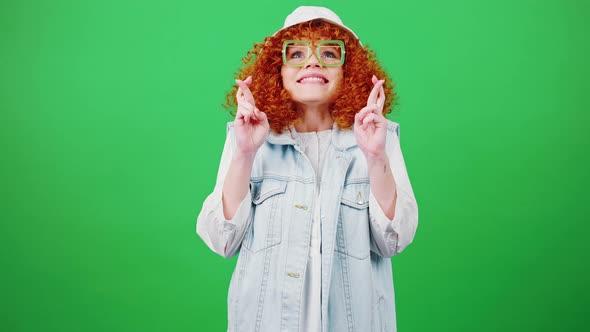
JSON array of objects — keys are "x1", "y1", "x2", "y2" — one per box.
[{"x1": 276, "y1": 6, "x2": 360, "y2": 42}]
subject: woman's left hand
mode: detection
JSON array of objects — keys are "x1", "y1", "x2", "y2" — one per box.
[{"x1": 354, "y1": 75, "x2": 388, "y2": 160}]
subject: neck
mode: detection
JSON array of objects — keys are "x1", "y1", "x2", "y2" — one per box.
[{"x1": 294, "y1": 104, "x2": 334, "y2": 132}]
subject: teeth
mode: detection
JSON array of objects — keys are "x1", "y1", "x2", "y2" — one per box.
[{"x1": 300, "y1": 77, "x2": 326, "y2": 83}]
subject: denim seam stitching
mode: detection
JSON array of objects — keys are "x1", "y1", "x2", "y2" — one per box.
[
  {"x1": 254, "y1": 195, "x2": 279, "y2": 331},
  {"x1": 336, "y1": 216, "x2": 355, "y2": 331}
]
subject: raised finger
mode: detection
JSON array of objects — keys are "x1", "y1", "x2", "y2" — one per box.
[
  {"x1": 242, "y1": 107, "x2": 255, "y2": 124},
  {"x1": 372, "y1": 75, "x2": 379, "y2": 85},
  {"x1": 376, "y1": 83, "x2": 386, "y2": 111},
  {"x1": 236, "y1": 86, "x2": 244, "y2": 101},
  {"x1": 367, "y1": 79, "x2": 385, "y2": 105},
  {"x1": 235, "y1": 78, "x2": 255, "y2": 104}
]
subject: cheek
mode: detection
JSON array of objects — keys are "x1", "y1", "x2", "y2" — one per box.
[
  {"x1": 330, "y1": 72, "x2": 344, "y2": 90},
  {"x1": 280, "y1": 69, "x2": 291, "y2": 90},
  {"x1": 280, "y1": 66, "x2": 295, "y2": 81},
  {"x1": 331, "y1": 68, "x2": 343, "y2": 81}
]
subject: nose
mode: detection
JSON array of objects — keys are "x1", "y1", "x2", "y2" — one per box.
[{"x1": 305, "y1": 53, "x2": 322, "y2": 68}]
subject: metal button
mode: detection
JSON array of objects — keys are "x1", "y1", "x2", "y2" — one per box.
[
  {"x1": 356, "y1": 191, "x2": 363, "y2": 204},
  {"x1": 287, "y1": 272, "x2": 300, "y2": 278},
  {"x1": 294, "y1": 204, "x2": 308, "y2": 210}
]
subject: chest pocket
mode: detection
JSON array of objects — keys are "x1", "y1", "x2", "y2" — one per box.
[
  {"x1": 336, "y1": 180, "x2": 371, "y2": 260},
  {"x1": 243, "y1": 178, "x2": 287, "y2": 253}
]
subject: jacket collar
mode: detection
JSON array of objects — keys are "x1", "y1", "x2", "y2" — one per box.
[{"x1": 266, "y1": 122, "x2": 358, "y2": 151}]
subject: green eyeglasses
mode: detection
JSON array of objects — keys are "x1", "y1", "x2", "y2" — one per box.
[{"x1": 282, "y1": 40, "x2": 345, "y2": 67}]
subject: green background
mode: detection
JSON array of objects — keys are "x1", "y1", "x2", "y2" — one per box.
[{"x1": 1, "y1": 0, "x2": 588, "y2": 331}]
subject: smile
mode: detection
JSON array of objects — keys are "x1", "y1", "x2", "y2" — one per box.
[{"x1": 297, "y1": 74, "x2": 328, "y2": 84}]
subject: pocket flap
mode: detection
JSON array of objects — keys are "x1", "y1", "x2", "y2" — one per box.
[
  {"x1": 251, "y1": 179, "x2": 287, "y2": 205},
  {"x1": 341, "y1": 181, "x2": 370, "y2": 209}
]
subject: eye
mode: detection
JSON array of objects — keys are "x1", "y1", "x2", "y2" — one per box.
[
  {"x1": 319, "y1": 45, "x2": 341, "y2": 60},
  {"x1": 286, "y1": 45, "x2": 308, "y2": 60},
  {"x1": 290, "y1": 51, "x2": 305, "y2": 59},
  {"x1": 321, "y1": 51, "x2": 338, "y2": 59}
]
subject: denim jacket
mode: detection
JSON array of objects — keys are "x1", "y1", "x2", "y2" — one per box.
[{"x1": 197, "y1": 120, "x2": 418, "y2": 332}]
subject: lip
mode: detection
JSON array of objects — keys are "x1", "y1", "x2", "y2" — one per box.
[{"x1": 297, "y1": 73, "x2": 329, "y2": 84}]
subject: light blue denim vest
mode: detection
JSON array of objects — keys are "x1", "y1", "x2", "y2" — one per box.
[{"x1": 225, "y1": 120, "x2": 404, "y2": 332}]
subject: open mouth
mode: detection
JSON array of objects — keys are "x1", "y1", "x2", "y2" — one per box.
[{"x1": 297, "y1": 75, "x2": 328, "y2": 84}]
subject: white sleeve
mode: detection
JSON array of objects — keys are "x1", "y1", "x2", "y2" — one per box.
[
  {"x1": 368, "y1": 122, "x2": 419, "y2": 258},
  {"x1": 196, "y1": 123, "x2": 253, "y2": 258}
]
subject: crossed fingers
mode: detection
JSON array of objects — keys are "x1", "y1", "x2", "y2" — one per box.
[
  {"x1": 355, "y1": 75, "x2": 386, "y2": 128},
  {"x1": 235, "y1": 76, "x2": 263, "y2": 124}
]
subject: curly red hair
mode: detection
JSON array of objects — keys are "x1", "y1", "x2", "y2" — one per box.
[{"x1": 224, "y1": 19, "x2": 397, "y2": 134}]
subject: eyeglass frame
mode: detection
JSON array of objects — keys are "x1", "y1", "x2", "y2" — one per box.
[{"x1": 281, "y1": 39, "x2": 346, "y2": 67}]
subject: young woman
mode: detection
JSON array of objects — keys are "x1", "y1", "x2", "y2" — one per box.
[{"x1": 197, "y1": 6, "x2": 418, "y2": 332}]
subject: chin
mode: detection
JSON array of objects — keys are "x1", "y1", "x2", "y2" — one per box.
[
  {"x1": 294, "y1": 92, "x2": 336, "y2": 103},
  {"x1": 295, "y1": 96, "x2": 330, "y2": 103}
]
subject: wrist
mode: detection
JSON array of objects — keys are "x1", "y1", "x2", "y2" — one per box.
[
  {"x1": 233, "y1": 150, "x2": 257, "y2": 163},
  {"x1": 364, "y1": 150, "x2": 388, "y2": 164}
]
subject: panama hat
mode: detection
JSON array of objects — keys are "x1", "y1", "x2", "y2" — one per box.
[{"x1": 276, "y1": 6, "x2": 360, "y2": 42}]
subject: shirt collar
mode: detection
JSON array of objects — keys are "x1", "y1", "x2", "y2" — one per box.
[{"x1": 266, "y1": 122, "x2": 358, "y2": 150}]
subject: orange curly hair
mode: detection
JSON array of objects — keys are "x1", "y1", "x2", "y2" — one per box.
[{"x1": 224, "y1": 19, "x2": 397, "y2": 134}]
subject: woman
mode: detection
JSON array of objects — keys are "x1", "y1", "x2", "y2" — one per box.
[{"x1": 197, "y1": 6, "x2": 418, "y2": 332}]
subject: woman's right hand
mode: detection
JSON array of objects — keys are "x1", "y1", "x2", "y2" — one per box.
[{"x1": 234, "y1": 76, "x2": 270, "y2": 157}]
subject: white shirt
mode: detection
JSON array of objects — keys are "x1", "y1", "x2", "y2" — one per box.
[{"x1": 295, "y1": 129, "x2": 332, "y2": 332}]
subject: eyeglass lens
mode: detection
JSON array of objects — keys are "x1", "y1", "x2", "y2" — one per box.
[{"x1": 284, "y1": 42, "x2": 343, "y2": 66}]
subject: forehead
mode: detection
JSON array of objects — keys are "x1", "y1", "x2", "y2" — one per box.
[
  {"x1": 289, "y1": 29, "x2": 333, "y2": 41},
  {"x1": 283, "y1": 38, "x2": 341, "y2": 48}
]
